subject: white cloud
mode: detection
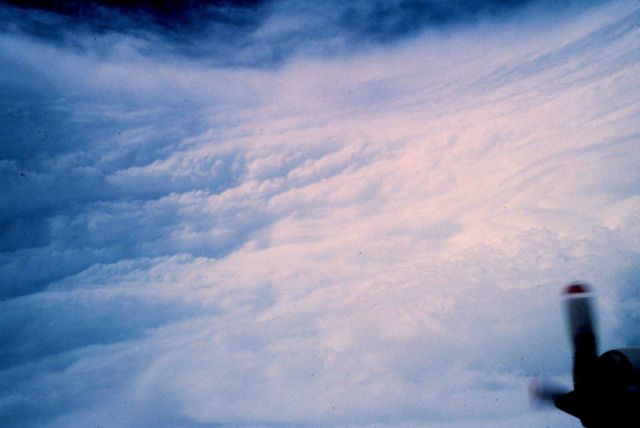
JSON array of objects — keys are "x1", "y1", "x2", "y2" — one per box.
[{"x1": 2, "y1": 1, "x2": 640, "y2": 427}]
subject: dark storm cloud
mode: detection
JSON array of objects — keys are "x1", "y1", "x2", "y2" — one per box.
[
  {"x1": 0, "y1": 0, "x2": 267, "y2": 67},
  {"x1": 2, "y1": 0, "x2": 266, "y2": 35},
  {"x1": 0, "y1": 0, "x2": 566, "y2": 67}
]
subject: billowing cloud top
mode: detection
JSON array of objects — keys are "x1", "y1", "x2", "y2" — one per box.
[{"x1": 1, "y1": 0, "x2": 640, "y2": 427}]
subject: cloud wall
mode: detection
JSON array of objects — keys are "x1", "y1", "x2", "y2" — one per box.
[{"x1": 1, "y1": 1, "x2": 640, "y2": 427}]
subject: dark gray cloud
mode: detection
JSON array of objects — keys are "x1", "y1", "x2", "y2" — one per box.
[{"x1": 1, "y1": 0, "x2": 601, "y2": 67}]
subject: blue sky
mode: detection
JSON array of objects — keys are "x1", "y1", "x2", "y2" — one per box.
[{"x1": 1, "y1": 0, "x2": 640, "y2": 427}]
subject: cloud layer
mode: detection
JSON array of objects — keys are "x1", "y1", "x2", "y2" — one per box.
[{"x1": 2, "y1": 1, "x2": 640, "y2": 427}]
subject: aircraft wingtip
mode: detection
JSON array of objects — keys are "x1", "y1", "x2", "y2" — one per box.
[{"x1": 563, "y1": 282, "x2": 591, "y2": 295}]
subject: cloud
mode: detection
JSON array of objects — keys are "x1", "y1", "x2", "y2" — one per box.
[
  {"x1": 1, "y1": 0, "x2": 587, "y2": 67},
  {"x1": 1, "y1": 0, "x2": 640, "y2": 427}
]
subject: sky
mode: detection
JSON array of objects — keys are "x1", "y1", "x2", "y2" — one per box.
[{"x1": 1, "y1": 0, "x2": 640, "y2": 427}]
